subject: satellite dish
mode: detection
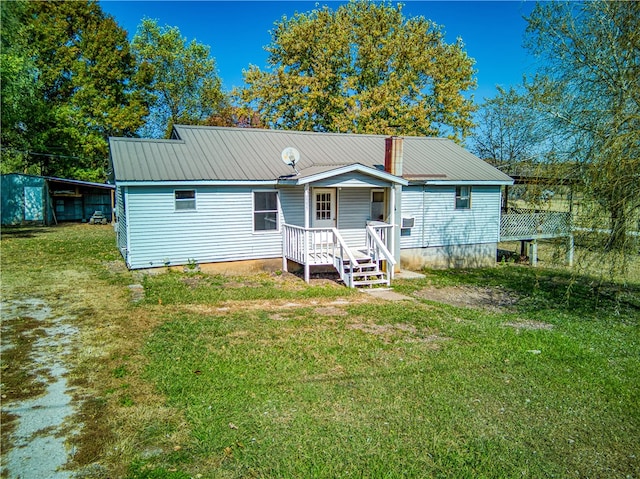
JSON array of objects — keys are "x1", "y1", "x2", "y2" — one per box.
[{"x1": 281, "y1": 147, "x2": 300, "y2": 167}]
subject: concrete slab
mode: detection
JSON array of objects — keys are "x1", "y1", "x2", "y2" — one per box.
[{"x1": 361, "y1": 288, "x2": 414, "y2": 301}]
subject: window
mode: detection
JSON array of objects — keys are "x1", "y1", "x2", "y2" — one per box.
[
  {"x1": 455, "y1": 186, "x2": 471, "y2": 209},
  {"x1": 316, "y1": 192, "x2": 332, "y2": 220},
  {"x1": 175, "y1": 190, "x2": 196, "y2": 210},
  {"x1": 254, "y1": 191, "x2": 279, "y2": 231}
]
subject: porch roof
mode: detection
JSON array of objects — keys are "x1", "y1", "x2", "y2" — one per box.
[{"x1": 278, "y1": 163, "x2": 408, "y2": 186}]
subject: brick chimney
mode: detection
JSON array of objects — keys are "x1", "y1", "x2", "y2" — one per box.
[{"x1": 384, "y1": 136, "x2": 403, "y2": 177}]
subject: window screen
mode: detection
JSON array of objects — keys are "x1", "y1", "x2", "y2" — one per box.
[{"x1": 254, "y1": 191, "x2": 279, "y2": 231}]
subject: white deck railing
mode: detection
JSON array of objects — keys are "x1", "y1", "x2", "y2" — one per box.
[
  {"x1": 365, "y1": 222, "x2": 396, "y2": 281},
  {"x1": 282, "y1": 224, "x2": 360, "y2": 284},
  {"x1": 500, "y1": 211, "x2": 572, "y2": 241}
]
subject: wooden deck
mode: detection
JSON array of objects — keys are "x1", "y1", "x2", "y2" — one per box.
[
  {"x1": 500, "y1": 210, "x2": 572, "y2": 241},
  {"x1": 500, "y1": 210, "x2": 574, "y2": 266},
  {"x1": 282, "y1": 223, "x2": 395, "y2": 287}
]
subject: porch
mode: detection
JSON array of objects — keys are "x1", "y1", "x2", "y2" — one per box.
[
  {"x1": 282, "y1": 222, "x2": 396, "y2": 288},
  {"x1": 500, "y1": 208, "x2": 574, "y2": 265}
]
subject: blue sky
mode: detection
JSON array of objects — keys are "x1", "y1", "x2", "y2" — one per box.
[{"x1": 100, "y1": 1, "x2": 538, "y2": 102}]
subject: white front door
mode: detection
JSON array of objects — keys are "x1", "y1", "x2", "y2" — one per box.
[{"x1": 312, "y1": 188, "x2": 336, "y2": 228}]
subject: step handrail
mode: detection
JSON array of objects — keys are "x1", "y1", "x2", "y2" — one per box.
[
  {"x1": 332, "y1": 228, "x2": 360, "y2": 266},
  {"x1": 332, "y1": 228, "x2": 359, "y2": 288},
  {"x1": 365, "y1": 225, "x2": 396, "y2": 283}
]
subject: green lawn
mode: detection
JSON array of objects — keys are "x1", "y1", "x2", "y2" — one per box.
[{"x1": 1, "y1": 225, "x2": 638, "y2": 479}]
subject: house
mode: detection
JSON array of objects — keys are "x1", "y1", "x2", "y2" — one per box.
[
  {"x1": 1, "y1": 173, "x2": 115, "y2": 226},
  {"x1": 108, "y1": 126, "x2": 514, "y2": 286}
]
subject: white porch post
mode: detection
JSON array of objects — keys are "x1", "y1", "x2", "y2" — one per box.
[
  {"x1": 304, "y1": 184, "x2": 310, "y2": 283},
  {"x1": 282, "y1": 226, "x2": 288, "y2": 273},
  {"x1": 304, "y1": 184, "x2": 310, "y2": 229},
  {"x1": 389, "y1": 185, "x2": 396, "y2": 279}
]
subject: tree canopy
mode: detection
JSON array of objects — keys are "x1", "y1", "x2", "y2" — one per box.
[
  {"x1": 239, "y1": 0, "x2": 476, "y2": 141},
  {"x1": 470, "y1": 86, "x2": 546, "y2": 167},
  {"x1": 1, "y1": 0, "x2": 147, "y2": 181},
  {"x1": 524, "y1": 1, "x2": 640, "y2": 252},
  {"x1": 0, "y1": 0, "x2": 45, "y2": 174},
  {"x1": 132, "y1": 18, "x2": 227, "y2": 138}
]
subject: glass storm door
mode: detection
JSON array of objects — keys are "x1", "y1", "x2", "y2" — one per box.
[{"x1": 371, "y1": 189, "x2": 386, "y2": 222}]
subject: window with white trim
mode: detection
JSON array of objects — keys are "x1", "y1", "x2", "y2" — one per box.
[
  {"x1": 455, "y1": 186, "x2": 471, "y2": 209},
  {"x1": 254, "y1": 191, "x2": 279, "y2": 231},
  {"x1": 175, "y1": 190, "x2": 196, "y2": 210}
]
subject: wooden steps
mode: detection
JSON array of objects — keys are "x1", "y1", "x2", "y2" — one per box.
[{"x1": 342, "y1": 252, "x2": 389, "y2": 288}]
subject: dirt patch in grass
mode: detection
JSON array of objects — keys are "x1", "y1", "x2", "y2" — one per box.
[
  {"x1": 415, "y1": 285, "x2": 520, "y2": 312},
  {"x1": 314, "y1": 306, "x2": 349, "y2": 316},
  {"x1": 347, "y1": 321, "x2": 449, "y2": 346},
  {"x1": 179, "y1": 295, "x2": 373, "y2": 317},
  {"x1": 180, "y1": 275, "x2": 204, "y2": 289}
]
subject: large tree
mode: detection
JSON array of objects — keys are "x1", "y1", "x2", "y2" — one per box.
[
  {"x1": 239, "y1": 0, "x2": 476, "y2": 141},
  {"x1": 470, "y1": 86, "x2": 547, "y2": 168},
  {"x1": 132, "y1": 18, "x2": 227, "y2": 138},
  {"x1": 2, "y1": 0, "x2": 148, "y2": 181},
  {"x1": 525, "y1": 1, "x2": 640, "y2": 252},
  {"x1": 0, "y1": 0, "x2": 46, "y2": 175}
]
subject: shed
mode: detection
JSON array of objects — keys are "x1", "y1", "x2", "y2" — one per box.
[{"x1": 1, "y1": 173, "x2": 115, "y2": 226}]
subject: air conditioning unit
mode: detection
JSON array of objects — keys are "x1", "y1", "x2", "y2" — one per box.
[{"x1": 402, "y1": 217, "x2": 415, "y2": 228}]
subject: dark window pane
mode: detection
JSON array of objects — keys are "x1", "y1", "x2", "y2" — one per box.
[
  {"x1": 175, "y1": 190, "x2": 195, "y2": 200},
  {"x1": 254, "y1": 212, "x2": 278, "y2": 230},
  {"x1": 255, "y1": 192, "x2": 277, "y2": 211}
]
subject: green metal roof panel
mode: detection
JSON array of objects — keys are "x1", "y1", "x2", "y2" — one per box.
[{"x1": 109, "y1": 126, "x2": 513, "y2": 184}]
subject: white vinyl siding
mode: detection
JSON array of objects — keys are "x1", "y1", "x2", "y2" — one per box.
[
  {"x1": 279, "y1": 187, "x2": 305, "y2": 226},
  {"x1": 400, "y1": 185, "x2": 501, "y2": 249},
  {"x1": 399, "y1": 186, "x2": 425, "y2": 249},
  {"x1": 125, "y1": 185, "x2": 283, "y2": 269},
  {"x1": 337, "y1": 188, "x2": 371, "y2": 246},
  {"x1": 312, "y1": 172, "x2": 390, "y2": 188}
]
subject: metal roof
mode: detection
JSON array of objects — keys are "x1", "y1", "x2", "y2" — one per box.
[
  {"x1": 109, "y1": 125, "x2": 513, "y2": 185},
  {"x1": 2, "y1": 172, "x2": 115, "y2": 189}
]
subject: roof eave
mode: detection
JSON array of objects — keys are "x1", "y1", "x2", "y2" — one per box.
[
  {"x1": 415, "y1": 179, "x2": 514, "y2": 186},
  {"x1": 115, "y1": 179, "x2": 279, "y2": 187},
  {"x1": 291, "y1": 164, "x2": 408, "y2": 186}
]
